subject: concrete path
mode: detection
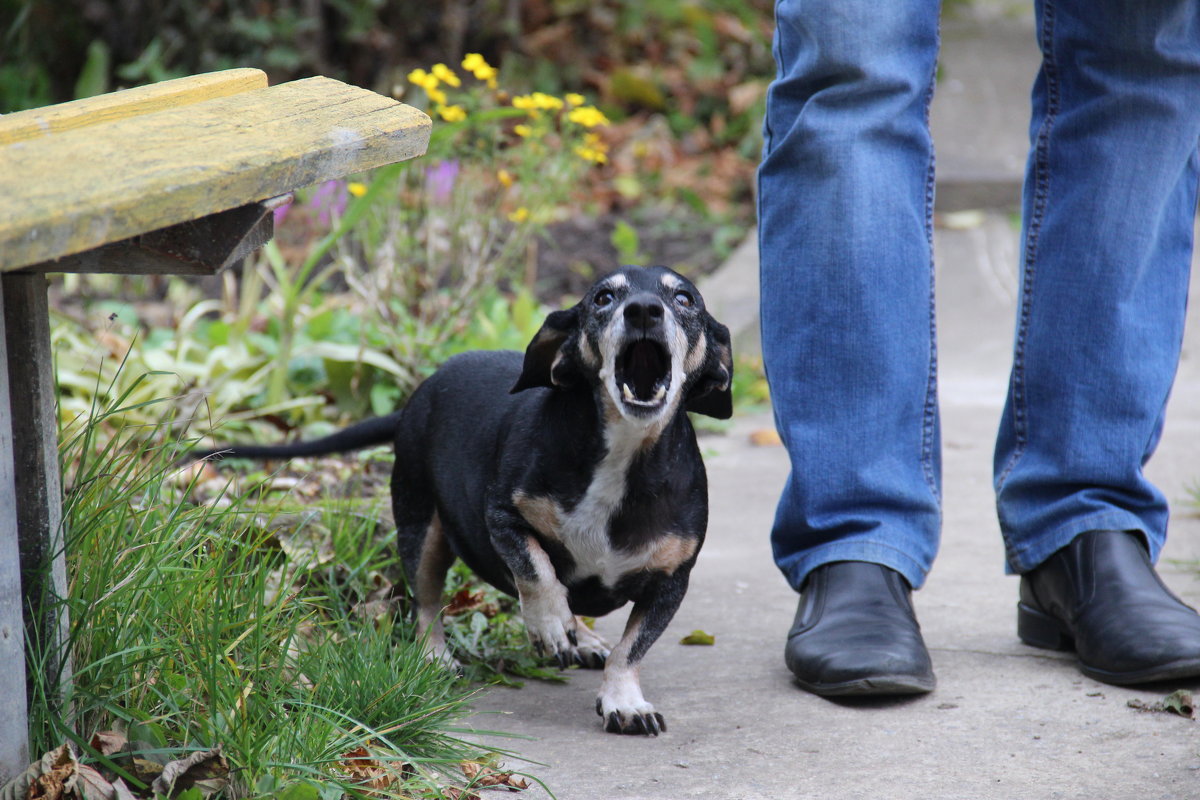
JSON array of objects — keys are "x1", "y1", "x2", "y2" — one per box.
[{"x1": 462, "y1": 11, "x2": 1200, "y2": 799}]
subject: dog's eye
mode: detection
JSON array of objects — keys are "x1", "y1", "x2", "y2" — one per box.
[
  {"x1": 594, "y1": 289, "x2": 615, "y2": 308},
  {"x1": 674, "y1": 291, "x2": 695, "y2": 308}
]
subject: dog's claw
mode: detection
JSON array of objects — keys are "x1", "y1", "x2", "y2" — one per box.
[
  {"x1": 596, "y1": 698, "x2": 604, "y2": 717},
  {"x1": 567, "y1": 629, "x2": 578, "y2": 647},
  {"x1": 600, "y1": 708, "x2": 667, "y2": 736}
]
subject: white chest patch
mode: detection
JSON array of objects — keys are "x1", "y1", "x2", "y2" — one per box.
[{"x1": 512, "y1": 421, "x2": 696, "y2": 589}]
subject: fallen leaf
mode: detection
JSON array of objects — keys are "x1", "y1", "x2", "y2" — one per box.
[
  {"x1": 28, "y1": 744, "x2": 75, "y2": 800},
  {"x1": 88, "y1": 732, "x2": 127, "y2": 758},
  {"x1": 460, "y1": 761, "x2": 529, "y2": 792},
  {"x1": 73, "y1": 764, "x2": 116, "y2": 800},
  {"x1": 748, "y1": 429, "x2": 782, "y2": 447},
  {"x1": 151, "y1": 747, "x2": 229, "y2": 798},
  {"x1": 679, "y1": 630, "x2": 715, "y2": 646},
  {"x1": 340, "y1": 745, "x2": 415, "y2": 797},
  {"x1": 1165, "y1": 689, "x2": 1195, "y2": 718},
  {"x1": 1127, "y1": 690, "x2": 1195, "y2": 719}
]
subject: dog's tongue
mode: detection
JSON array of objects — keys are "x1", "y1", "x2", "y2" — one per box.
[{"x1": 627, "y1": 341, "x2": 665, "y2": 399}]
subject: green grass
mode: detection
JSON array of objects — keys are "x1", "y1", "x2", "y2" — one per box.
[{"x1": 24, "y1": 382, "x2": 499, "y2": 799}]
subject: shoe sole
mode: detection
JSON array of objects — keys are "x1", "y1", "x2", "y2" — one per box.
[
  {"x1": 792, "y1": 674, "x2": 936, "y2": 697},
  {"x1": 1018, "y1": 601, "x2": 1200, "y2": 685}
]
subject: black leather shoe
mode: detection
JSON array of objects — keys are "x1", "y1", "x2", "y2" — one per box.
[
  {"x1": 1018, "y1": 530, "x2": 1200, "y2": 685},
  {"x1": 785, "y1": 561, "x2": 935, "y2": 696}
]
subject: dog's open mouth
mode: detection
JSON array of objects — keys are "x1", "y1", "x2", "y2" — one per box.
[{"x1": 616, "y1": 339, "x2": 671, "y2": 410}]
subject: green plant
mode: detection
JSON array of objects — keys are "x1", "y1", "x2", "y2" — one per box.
[{"x1": 25, "y1": 381, "x2": 497, "y2": 798}]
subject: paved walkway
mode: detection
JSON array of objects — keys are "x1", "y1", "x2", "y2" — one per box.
[{"x1": 463, "y1": 11, "x2": 1200, "y2": 799}]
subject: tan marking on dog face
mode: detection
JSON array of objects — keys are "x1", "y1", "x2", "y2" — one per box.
[
  {"x1": 513, "y1": 491, "x2": 565, "y2": 541},
  {"x1": 684, "y1": 330, "x2": 707, "y2": 376},
  {"x1": 642, "y1": 534, "x2": 699, "y2": 575},
  {"x1": 577, "y1": 329, "x2": 600, "y2": 369}
]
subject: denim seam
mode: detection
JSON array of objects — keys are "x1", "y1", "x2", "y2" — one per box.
[
  {"x1": 919, "y1": 18, "x2": 942, "y2": 504},
  {"x1": 997, "y1": 0, "x2": 1060, "y2": 492}
]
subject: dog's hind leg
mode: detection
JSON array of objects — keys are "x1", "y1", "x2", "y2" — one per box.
[{"x1": 406, "y1": 513, "x2": 458, "y2": 668}]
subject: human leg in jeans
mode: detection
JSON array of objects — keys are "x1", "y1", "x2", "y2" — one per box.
[
  {"x1": 996, "y1": 0, "x2": 1200, "y2": 683},
  {"x1": 758, "y1": 0, "x2": 941, "y2": 695}
]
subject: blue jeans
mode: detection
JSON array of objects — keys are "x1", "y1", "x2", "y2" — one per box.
[{"x1": 759, "y1": 0, "x2": 1200, "y2": 592}]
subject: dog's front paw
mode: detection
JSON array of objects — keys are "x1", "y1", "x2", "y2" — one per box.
[
  {"x1": 571, "y1": 618, "x2": 610, "y2": 670},
  {"x1": 596, "y1": 676, "x2": 666, "y2": 736},
  {"x1": 522, "y1": 602, "x2": 580, "y2": 667}
]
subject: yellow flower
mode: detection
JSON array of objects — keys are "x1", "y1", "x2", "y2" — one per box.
[
  {"x1": 575, "y1": 133, "x2": 608, "y2": 164},
  {"x1": 575, "y1": 145, "x2": 608, "y2": 165},
  {"x1": 508, "y1": 207, "x2": 530, "y2": 223},
  {"x1": 347, "y1": 182, "x2": 368, "y2": 197},
  {"x1": 567, "y1": 106, "x2": 609, "y2": 128},
  {"x1": 407, "y1": 68, "x2": 438, "y2": 91},
  {"x1": 426, "y1": 86, "x2": 448, "y2": 106},
  {"x1": 431, "y1": 63, "x2": 461, "y2": 87},
  {"x1": 566, "y1": 93, "x2": 585, "y2": 107},
  {"x1": 513, "y1": 123, "x2": 533, "y2": 138},
  {"x1": 438, "y1": 104, "x2": 467, "y2": 122},
  {"x1": 497, "y1": 169, "x2": 514, "y2": 187},
  {"x1": 462, "y1": 53, "x2": 498, "y2": 88},
  {"x1": 531, "y1": 92, "x2": 564, "y2": 111},
  {"x1": 511, "y1": 95, "x2": 535, "y2": 110}
]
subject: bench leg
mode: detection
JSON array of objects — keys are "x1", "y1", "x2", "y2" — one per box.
[
  {"x1": 0, "y1": 278, "x2": 31, "y2": 782},
  {"x1": 0, "y1": 274, "x2": 71, "y2": 779}
]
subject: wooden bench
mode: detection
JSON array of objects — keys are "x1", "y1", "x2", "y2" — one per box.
[{"x1": 0, "y1": 68, "x2": 430, "y2": 781}]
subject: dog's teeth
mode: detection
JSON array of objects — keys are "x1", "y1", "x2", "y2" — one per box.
[
  {"x1": 653, "y1": 385, "x2": 666, "y2": 402},
  {"x1": 622, "y1": 383, "x2": 635, "y2": 402}
]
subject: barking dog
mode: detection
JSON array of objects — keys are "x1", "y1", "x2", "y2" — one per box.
[{"x1": 196, "y1": 265, "x2": 732, "y2": 735}]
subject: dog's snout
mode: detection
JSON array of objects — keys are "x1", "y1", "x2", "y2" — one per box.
[{"x1": 623, "y1": 295, "x2": 665, "y2": 332}]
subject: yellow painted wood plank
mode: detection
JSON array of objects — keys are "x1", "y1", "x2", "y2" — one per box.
[
  {"x1": 0, "y1": 69, "x2": 267, "y2": 147},
  {"x1": 0, "y1": 77, "x2": 431, "y2": 272}
]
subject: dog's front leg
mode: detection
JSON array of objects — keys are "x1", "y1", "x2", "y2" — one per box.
[
  {"x1": 596, "y1": 568, "x2": 690, "y2": 736},
  {"x1": 489, "y1": 510, "x2": 582, "y2": 666}
]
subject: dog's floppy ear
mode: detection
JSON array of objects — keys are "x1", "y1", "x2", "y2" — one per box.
[
  {"x1": 511, "y1": 305, "x2": 582, "y2": 393},
  {"x1": 685, "y1": 315, "x2": 734, "y2": 419}
]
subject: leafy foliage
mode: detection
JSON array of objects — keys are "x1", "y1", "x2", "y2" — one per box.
[{"x1": 17, "y1": 386, "x2": 516, "y2": 799}]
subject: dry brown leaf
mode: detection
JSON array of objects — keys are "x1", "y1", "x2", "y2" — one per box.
[
  {"x1": 443, "y1": 588, "x2": 501, "y2": 618},
  {"x1": 28, "y1": 744, "x2": 74, "y2": 800},
  {"x1": 460, "y1": 761, "x2": 529, "y2": 792},
  {"x1": 150, "y1": 747, "x2": 229, "y2": 798},
  {"x1": 87, "y1": 732, "x2": 127, "y2": 758},
  {"x1": 340, "y1": 746, "x2": 415, "y2": 798},
  {"x1": 73, "y1": 764, "x2": 116, "y2": 800}
]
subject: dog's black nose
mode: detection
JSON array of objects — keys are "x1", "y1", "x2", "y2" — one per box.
[{"x1": 624, "y1": 294, "x2": 664, "y2": 332}]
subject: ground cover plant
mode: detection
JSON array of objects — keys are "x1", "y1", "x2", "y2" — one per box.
[{"x1": 14, "y1": 382, "x2": 528, "y2": 800}]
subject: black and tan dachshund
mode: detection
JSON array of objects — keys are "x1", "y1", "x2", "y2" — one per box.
[{"x1": 195, "y1": 265, "x2": 733, "y2": 735}]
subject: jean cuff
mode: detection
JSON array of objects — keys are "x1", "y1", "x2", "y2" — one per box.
[
  {"x1": 1003, "y1": 512, "x2": 1161, "y2": 574},
  {"x1": 778, "y1": 540, "x2": 931, "y2": 593}
]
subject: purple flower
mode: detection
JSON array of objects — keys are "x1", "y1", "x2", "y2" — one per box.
[
  {"x1": 311, "y1": 180, "x2": 350, "y2": 225},
  {"x1": 272, "y1": 196, "x2": 295, "y2": 227},
  {"x1": 426, "y1": 160, "x2": 460, "y2": 203}
]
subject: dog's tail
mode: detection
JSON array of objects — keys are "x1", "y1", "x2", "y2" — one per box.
[{"x1": 192, "y1": 411, "x2": 403, "y2": 462}]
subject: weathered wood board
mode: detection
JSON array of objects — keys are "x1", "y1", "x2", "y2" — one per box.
[
  {"x1": 0, "y1": 75, "x2": 431, "y2": 272},
  {"x1": 0, "y1": 68, "x2": 268, "y2": 147}
]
